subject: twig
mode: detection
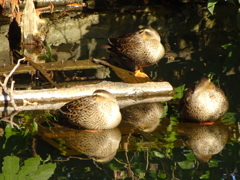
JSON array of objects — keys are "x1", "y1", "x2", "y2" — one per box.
[
  {"x1": 145, "y1": 148, "x2": 149, "y2": 171},
  {"x1": 3, "y1": 58, "x2": 25, "y2": 85},
  {"x1": 93, "y1": 160, "x2": 103, "y2": 170},
  {"x1": 55, "y1": 156, "x2": 90, "y2": 161},
  {"x1": 113, "y1": 130, "x2": 135, "y2": 178},
  {"x1": 1, "y1": 58, "x2": 25, "y2": 110},
  {"x1": 124, "y1": 130, "x2": 135, "y2": 178},
  {"x1": 0, "y1": 111, "x2": 20, "y2": 129},
  {"x1": 31, "y1": 137, "x2": 38, "y2": 157},
  {"x1": 10, "y1": 80, "x2": 18, "y2": 110},
  {"x1": 0, "y1": 58, "x2": 25, "y2": 128},
  {"x1": 114, "y1": 157, "x2": 127, "y2": 165}
]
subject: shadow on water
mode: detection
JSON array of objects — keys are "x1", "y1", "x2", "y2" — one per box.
[{"x1": 0, "y1": 0, "x2": 240, "y2": 179}]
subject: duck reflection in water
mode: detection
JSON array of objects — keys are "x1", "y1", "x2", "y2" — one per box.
[
  {"x1": 180, "y1": 76, "x2": 229, "y2": 123},
  {"x1": 178, "y1": 122, "x2": 229, "y2": 162},
  {"x1": 63, "y1": 128, "x2": 121, "y2": 163},
  {"x1": 120, "y1": 102, "x2": 164, "y2": 132},
  {"x1": 59, "y1": 89, "x2": 121, "y2": 130}
]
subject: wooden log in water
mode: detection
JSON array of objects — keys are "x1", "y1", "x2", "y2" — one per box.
[
  {"x1": 0, "y1": 81, "x2": 174, "y2": 112},
  {"x1": 0, "y1": 60, "x2": 103, "y2": 76}
]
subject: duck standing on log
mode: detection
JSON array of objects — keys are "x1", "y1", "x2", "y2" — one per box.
[{"x1": 105, "y1": 26, "x2": 165, "y2": 78}]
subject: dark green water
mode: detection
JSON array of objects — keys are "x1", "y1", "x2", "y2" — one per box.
[{"x1": 0, "y1": 0, "x2": 240, "y2": 179}]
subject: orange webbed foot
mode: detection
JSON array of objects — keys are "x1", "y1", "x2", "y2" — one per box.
[
  {"x1": 199, "y1": 121, "x2": 215, "y2": 125},
  {"x1": 84, "y1": 129, "x2": 103, "y2": 132},
  {"x1": 134, "y1": 69, "x2": 149, "y2": 78}
]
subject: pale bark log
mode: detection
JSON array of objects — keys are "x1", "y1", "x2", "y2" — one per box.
[{"x1": 0, "y1": 81, "x2": 174, "y2": 112}]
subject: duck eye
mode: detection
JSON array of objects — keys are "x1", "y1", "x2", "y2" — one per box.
[
  {"x1": 94, "y1": 94, "x2": 100, "y2": 97},
  {"x1": 144, "y1": 31, "x2": 151, "y2": 36},
  {"x1": 139, "y1": 30, "x2": 145, "y2": 34}
]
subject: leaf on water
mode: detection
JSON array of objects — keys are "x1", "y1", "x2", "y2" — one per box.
[
  {"x1": 0, "y1": 155, "x2": 56, "y2": 180},
  {"x1": 177, "y1": 160, "x2": 195, "y2": 169},
  {"x1": 165, "y1": 131, "x2": 177, "y2": 142},
  {"x1": 1, "y1": 156, "x2": 20, "y2": 176},
  {"x1": 42, "y1": 154, "x2": 52, "y2": 163},
  {"x1": 200, "y1": 170, "x2": 210, "y2": 179},
  {"x1": 162, "y1": 103, "x2": 168, "y2": 118},
  {"x1": 209, "y1": 159, "x2": 218, "y2": 167},
  {"x1": 153, "y1": 151, "x2": 165, "y2": 158},
  {"x1": 30, "y1": 163, "x2": 57, "y2": 180},
  {"x1": 4, "y1": 125, "x2": 18, "y2": 139},
  {"x1": 138, "y1": 172, "x2": 146, "y2": 179},
  {"x1": 157, "y1": 173, "x2": 167, "y2": 179},
  {"x1": 17, "y1": 156, "x2": 41, "y2": 178},
  {"x1": 221, "y1": 112, "x2": 238, "y2": 124},
  {"x1": 207, "y1": 0, "x2": 218, "y2": 15},
  {"x1": 221, "y1": 43, "x2": 233, "y2": 50},
  {"x1": 184, "y1": 152, "x2": 195, "y2": 161},
  {"x1": 173, "y1": 84, "x2": 185, "y2": 99},
  {"x1": 84, "y1": 167, "x2": 91, "y2": 172},
  {"x1": 33, "y1": 121, "x2": 38, "y2": 133}
]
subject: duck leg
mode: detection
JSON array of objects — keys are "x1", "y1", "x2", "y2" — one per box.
[
  {"x1": 199, "y1": 122, "x2": 215, "y2": 125},
  {"x1": 134, "y1": 66, "x2": 149, "y2": 78},
  {"x1": 84, "y1": 129, "x2": 103, "y2": 132}
]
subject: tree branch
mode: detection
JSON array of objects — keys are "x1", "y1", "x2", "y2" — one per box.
[{"x1": 0, "y1": 58, "x2": 25, "y2": 128}]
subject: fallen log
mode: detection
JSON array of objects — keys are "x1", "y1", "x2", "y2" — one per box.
[
  {"x1": 0, "y1": 60, "x2": 103, "y2": 76},
  {"x1": 0, "y1": 81, "x2": 174, "y2": 112}
]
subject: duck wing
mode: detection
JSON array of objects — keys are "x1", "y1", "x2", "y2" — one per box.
[
  {"x1": 108, "y1": 33, "x2": 143, "y2": 60},
  {"x1": 60, "y1": 96, "x2": 96, "y2": 113}
]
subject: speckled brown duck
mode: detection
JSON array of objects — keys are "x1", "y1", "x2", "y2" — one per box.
[
  {"x1": 106, "y1": 26, "x2": 165, "y2": 77},
  {"x1": 180, "y1": 77, "x2": 229, "y2": 122},
  {"x1": 59, "y1": 89, "x2": 121, "y2": 129}
]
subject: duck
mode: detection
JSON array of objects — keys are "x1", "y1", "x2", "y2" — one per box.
[
  {"x1": 59, "y1": 89, "x2": 121, "y2": 129},
  {"x1": 120, "y1": 102, "x2": 164, "y2": 132},
  {"x1": 106, "y1": 26, "x2": 165, "y2": 77},
  {"x1": 180, "y1": 76, "x2": 229, "y2": 122}
]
